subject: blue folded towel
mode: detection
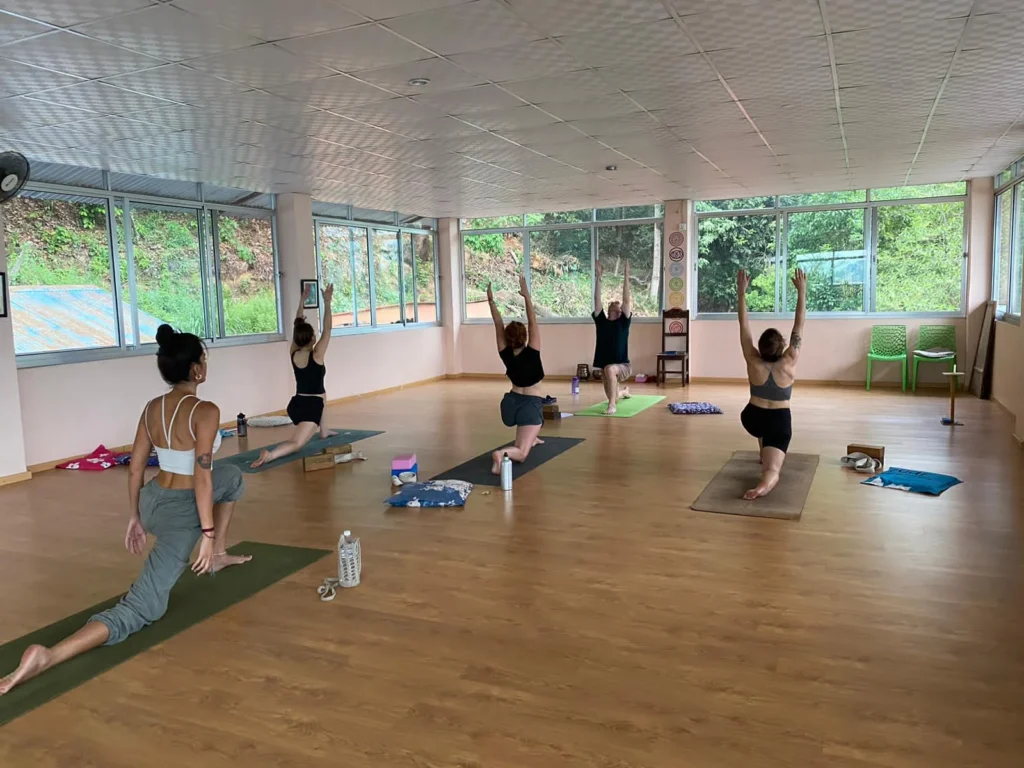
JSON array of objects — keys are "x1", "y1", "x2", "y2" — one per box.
[{"x1": 862, "y1": 467, "x2": 962, "y2": 496}]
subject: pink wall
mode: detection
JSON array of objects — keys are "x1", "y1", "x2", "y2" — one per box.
[
  {"x1": 17, "y1": 326, "x2": 445, "y2": 467},
  {"x1": 992, "y1": 321, "x2": 1024, "y2": 439}
]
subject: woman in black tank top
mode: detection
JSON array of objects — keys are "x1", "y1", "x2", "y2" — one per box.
[
  {"x1": 251, "y1": 283, "x2": 336, "y2": 468},
  {"x1": 486, "y1": 277, "x2": 546, "y2": 475}
]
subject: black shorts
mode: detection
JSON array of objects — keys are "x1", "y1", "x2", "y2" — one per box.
[
  {"x1": 500, "y1": 391, "x2": 543, "y2": 427},
  {"x1": 740, "y1": 403, "x2": 792, "y2": 453},
  {"x1": 287, "y1": 395, "x2": 325, "y2": 426}
]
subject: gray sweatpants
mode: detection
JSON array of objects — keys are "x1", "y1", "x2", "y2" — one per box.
[{"x1": 91, "y1": 465, "x2": 245, "y2": 645}]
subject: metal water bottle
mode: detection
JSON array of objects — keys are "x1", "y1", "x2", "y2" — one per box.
[
  {"x1": 236, "y1": 413, "x2": 248, "y2": 437},
  {"x1": 571, "y1": 376, "x2": 580, "y2": 395},
  {"x1": 500, "y1": 453, "x2": 513, "y2": 491}
]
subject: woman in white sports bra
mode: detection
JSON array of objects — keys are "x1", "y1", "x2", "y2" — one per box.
[{"x1": 0, "y1": 325, "x2": 248, "y2": 697}]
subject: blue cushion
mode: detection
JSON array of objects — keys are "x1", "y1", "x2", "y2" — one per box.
[
  {"x1": 386, "y1": 479, "x2": 473, "y2": 507},
  {"x1": 862, "y1": 468, "x2": 962, "y2": 496}
]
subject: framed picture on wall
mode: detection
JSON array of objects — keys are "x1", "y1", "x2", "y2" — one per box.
[
  {"x1": 300, "y1": 279, "x2": 319, "y2": 309},
  {"x1": 0, "y1": 272, "x2": 7, "y2": 319}
]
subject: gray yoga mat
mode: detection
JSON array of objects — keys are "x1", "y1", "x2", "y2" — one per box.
[
  {"x1": 432, "y1": 436, "x2": 585, "y2": 486},
  {"x1": 216, "y1": 429, "x2": 383, "y2": 473},
  {"x1": 690, "y1": 451, "x2": 819, "y2": 520}
]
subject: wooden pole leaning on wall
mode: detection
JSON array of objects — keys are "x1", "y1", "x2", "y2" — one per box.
[{"x1": 942, "y1": 366, "x2": 966, "y2": 426}]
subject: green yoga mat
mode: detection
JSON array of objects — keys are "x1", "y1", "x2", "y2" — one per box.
[
  {"x1": 574, "y1": 394, "x2": 666, "y2": 418},
  {"x1": 217, "y1": 429, "x2": 383, "y2": 473},
  {"x1": 0, "y1": 541, "x2": 329, "y2": 727}
]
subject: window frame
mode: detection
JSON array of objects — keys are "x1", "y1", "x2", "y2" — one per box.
[
  {"x1": 312, "y1": 214, "x2": 440, "y2": 337},
  {"x1": 459, "y1": 209, "x2": 665, "y2": 324},
  {"x1": 993, "y1": 158, "x2": 1024, "y2": 326},
  {"x1": 12, "y1": 178, "x2": 283, "y2": 369},
  {"x1": 693, "y1": 190, "x2": 969, "y2": 321}
]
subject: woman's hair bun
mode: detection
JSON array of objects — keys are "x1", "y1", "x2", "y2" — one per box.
[
  {"x1": 293, "y1": 316, "x2": 306, "y2": 327},
  {"x1": 155, "y1": 324, "x2": 177, "y2": 348}
]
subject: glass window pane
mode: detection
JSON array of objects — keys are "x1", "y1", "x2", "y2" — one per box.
[
  {"x1": 995, "y1": 190, "x2": 1013, "y2": 309},
  {"x1": 406, "y1": 232, "x2": 436, "y2": 322},
  {"x1": 997, "y1": 169, "x2": 1013, "y2": 187},
  {"x1": 131, "y1": 205, "x2": 206, "y2": 337},
  {"x1": 697, "y1": 214, "x2": 777, "y2": 313},
  {"x1": 875, "y1": 202, "x2": 964, "y2": 313},
  {"x1": 317, "y1": 223, "x2": 365, "y2": 328},
  {"x1": 6, "y1": 195, "x2": 119, "y2": 354},
  {"x1": 526, "y1": 209, "x2": 592, "y2": 225},
  {"x1": 401, "y1": 234, "x2": 415, "y2": 324},
  {"x1": 695, "y1": 196, "x2": 775, "y2": 212},
  {"x1": 779, "y1": 190, "x2": 866, "y2": 207},
  {"x1": 463, "y1": 232, "x2": 524, "y2": 318},
  {"x1": 460, "y1": 215, "x2": 523, "y2": 230},
  {"x1": 596, "y1": 222, "x2": 663, "y2": 318},
  {"x1": 216, "y1": 213, "x2": 277, "y2": 336},
  {"x1": 1012, "y1": 186, "x2": 1023, "y2": 316},
  {"x1": 373, "y1": 230, "x2": 402, "y2": 326},
  {"x1": 785, "y1": 209, "x2": 865, "y2": 312},
  {"x1": 871, "y1": 183, "x2": 966, "y2": 200},
  {"x1": 529, "y1": 228, "x2": 592, "y2": 318},
  {"x1": 595, "y1": 205, "x2": 659, "y2": 221}
]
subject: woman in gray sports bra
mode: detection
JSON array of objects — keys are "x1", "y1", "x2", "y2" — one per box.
[{"x1": 736, "y1": 268, "x2": 807, "y2": 500}]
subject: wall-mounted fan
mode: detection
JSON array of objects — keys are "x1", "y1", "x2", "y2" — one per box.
[{"x1": 0, "y1": 151, "x2": 30, "y2": 204}]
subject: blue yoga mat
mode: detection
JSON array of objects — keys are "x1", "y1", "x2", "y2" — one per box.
[
  {"x1": 216, "y1": 429, "x2": 383, "y2": 473},
  {"x1": 862, "y1": 467, "x2": 962, "y2": 496}
]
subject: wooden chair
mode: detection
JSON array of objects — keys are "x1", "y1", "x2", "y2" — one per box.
[{"x1": 657, "y1": 308, "x2": 689, "y2": 386}]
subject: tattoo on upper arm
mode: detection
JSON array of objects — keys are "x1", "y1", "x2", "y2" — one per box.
[
  {"x1": 790, "y1": 332, "x2": 803, "y2": 349},
  {"x1": 197, "y1": 453, "x2": 213, "y2": 470}
]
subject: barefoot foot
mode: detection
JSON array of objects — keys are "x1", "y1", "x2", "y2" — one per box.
[
  {"x1": 619, "y1": 386, "x2": 632, "y2": 400},
  {"x1": 211, "y1": 553, "x2": 252, "y2": 573},
  {"x1": 743, "y1": 472, "x2": 780, "y2": 500},
  {"x1": 320, "y1": 429, "x2": 338, "y2": 439},
  {"x1": 604, "y1": 405, "x2": 617, "y2": 415},
  {"x1": 533, "y1": 437, "x2": 545, "y2": 447},
  {"x1": 0, "y1": 645, "x2": 52, "y2": 696},
  {"x1": 250, "y1": 449, "x2": 271, "y2": 469},
  {"x1": 490, "y1": 450, "x2": 503, "y2": 476}
]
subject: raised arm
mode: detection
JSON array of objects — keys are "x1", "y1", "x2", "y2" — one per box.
[
  {"x1": 621, "y1": 260, "x2": 631, "y2": 316},
  {"x1": 521, "y1": 275, "x2": 541, "y2": 351},
  {"x1": 291, "y1": 282, "x2": 312, "y2": 354},
  {"x1": 487, "y1": 282, "x2": 506, "y2": 352},
  {"x1": 737, "y1": 270, "x2": 757, "y2": 362},
  {"x1": 190, "y1": 401, "x2": 221, "y2": 576},
  {"x1": 313, "y1": 283, "x2": 333, "y2": 361},
  {"x1": 124, "y1": 407, "x2": 155, "y2": 557},
  {"x1": 786, "y1": 269, "x2": 807, "y2": 362},
  {"x1": 593, "y1": 260, "x2": 604, "y2": 315}
]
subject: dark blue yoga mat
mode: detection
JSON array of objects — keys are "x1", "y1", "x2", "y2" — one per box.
[
  {"x1": 216, "y1": 429, "x2": 383, "y2": 473},
  {"x1": 431, "y1": 436, "x2": 584, "y2": 486}
]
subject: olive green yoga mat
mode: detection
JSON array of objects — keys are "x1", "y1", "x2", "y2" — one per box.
[
  {"x1": 217, "y1": 429, "x2": 383, "y2": 473},
  {"x1": 0, "y1": 541, "x2": 329, "y2": 727},
  {"x1": 690, "y1": 451, "x2": 820, "y2": 521},
  {"x1": 574, "y1": 394, "x2": 665, "y2": 418}
]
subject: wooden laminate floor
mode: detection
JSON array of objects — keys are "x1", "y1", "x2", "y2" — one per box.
[{"x1": 1, "y1": 380, "x2": 1023, "y2": 767}]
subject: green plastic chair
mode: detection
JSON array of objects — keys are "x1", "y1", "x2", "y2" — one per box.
[
  {"x1": 912, "y1": 325, "x2": 957, "y2": 392},
  {"x1": 866, "y1": 325, "x2": 908, "y2": 392}
]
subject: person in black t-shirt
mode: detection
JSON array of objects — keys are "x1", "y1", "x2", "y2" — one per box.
[
  {"x1": 592, "y1": 260, "x2": 633, "y2": 414},
  {"x1": 487, "y1": 276, "x2": 545, "y2": 475}
]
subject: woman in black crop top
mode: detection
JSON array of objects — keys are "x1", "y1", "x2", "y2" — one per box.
[
  {"x1": 252, "y1": 282, "x2": 335, "y2": 468},
  {"x1": 487, "y1": 276, "x2": 546, "y2": 475}
]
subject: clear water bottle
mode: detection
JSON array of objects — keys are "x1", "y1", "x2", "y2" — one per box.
[
  {"x1": 236, "y1": 413, "x2": 248, "y2": 438},
  {"x1": 338, "y1": 530, "x2": 361, "y2": 588},
  {"x1": 500, "y1": 453, "x2": 513, "y2": 492},
  {"x1": 571, "y1": 376, "x2": 579, "y2": 395}
]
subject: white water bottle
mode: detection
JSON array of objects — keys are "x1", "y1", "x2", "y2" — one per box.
[
  {"x1": 500, "y1": 453, "x2": 513, "y2": 491},
  {"x1": 338, "y1": 530, "x2": 361, "y2": 588}
]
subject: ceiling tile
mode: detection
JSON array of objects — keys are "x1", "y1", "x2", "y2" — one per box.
[
  {"x1": 278, "y1": 24, "x2": 427, "y2": 72},
  {"x1": 267, "y1": 74, "x2": 393, "y2": 110},
  {"x1": 410, "y1": 85, "x2": 525, "y2": 114},
  {"x1": 74, "y1": 5, "x2": 260, "y2": 61},
  {"x1": 557, "y1": 19, "x2": 696, "y2": 68},
  {"x1": 502, "y1": 70, "x2": 619, "y2": 103},
  {"x1": 102, "y1": 64, "x2": 247, "y2": 104},
  {"x1": 537, "y1": 93, "x2": 643, "y2": 122},
  {"x1": 826, "y1": 0, "x2": 972, "y2": 33},
  {"x1": 0, "y1": 0, "x2": 153, "y2": 27},
  {"x1": 495, "y1": 121, "x2": 582, "y2": 148},
  {"x1": 463, "y1": 105, "x2": 557, "y2": 131},
  {"x1": 508, "y1": 0, "x2": 669, "y2": 37},
  {"x1": 832, "y1": 18, "x2": 966, "y2": 63},
  {"x1": 963, "y1": 11, "x2": 1024, "y2": 50},
  {"x1": 355, "y1": 57, "x2": 485, "y2": 95},
  {"x1": 188, "y1": 44, "x2": 334, "y2": 89},
  {"x1": 170, "y1": 0, "x2": 364, "y2": 41},
  {"x1": 597, "y1": 55, "x2": 718, "y2": 91},
  {"x1": 383, "y1": 1, "x2": 539, "y2": 56},
  {"x1": 199, "y1": 90, "x2": 319, "y2": 121},
  {"x1": 0, "y1": 57, "x2": 81, "y2": 98},
  {"x1": 338, "y1": 0, "x2": 469, "y2": 21},
  {"x1": 0, "y1": 94, "x2": 96, "y2": 130},
  {"x1": 570, "y1": 112, "x2": 661, "y2": 138},
  {"x1": 0, "y1": 30, "x2": 163, "y2": 78},
  {"x1": 709, "y1": 37, "x2": 829, "y2": 78},
  {"x1": 836, "y1": 53, "x2": 952, "y2": 89},
  {"x1": 449, "y1": 40, "x2": 579, "y2": 83},
  {"x1": 0, "y1": 10, "x2": 50, "y2": 44},
  {"x1": 682, "y1": 0, "x2": 824, "y2": 51},
  {"x1": 28, "y1": 80, "x2": 175, "y2": 115}
]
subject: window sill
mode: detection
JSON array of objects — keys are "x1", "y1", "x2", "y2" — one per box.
[
  {"x1": 16, "y1": 333, "x2": 286, "y2": 369},
  {"x1": 329, "y1": 322, "x2": 441, "y2": 337},
  {"x1": 693, "y1": 311, "x2": 966, "y2": 321},
  {"x1": 996, "y1": 313, "x2": 1022, "y2": 326}
]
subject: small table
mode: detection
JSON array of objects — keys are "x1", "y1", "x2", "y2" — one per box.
[
  {"x1": 942, "y1": 368, "x2": 966, "y2": 426},
  {"x1": 657, "y1": 352, "x2": 688, "y2": 386}
]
